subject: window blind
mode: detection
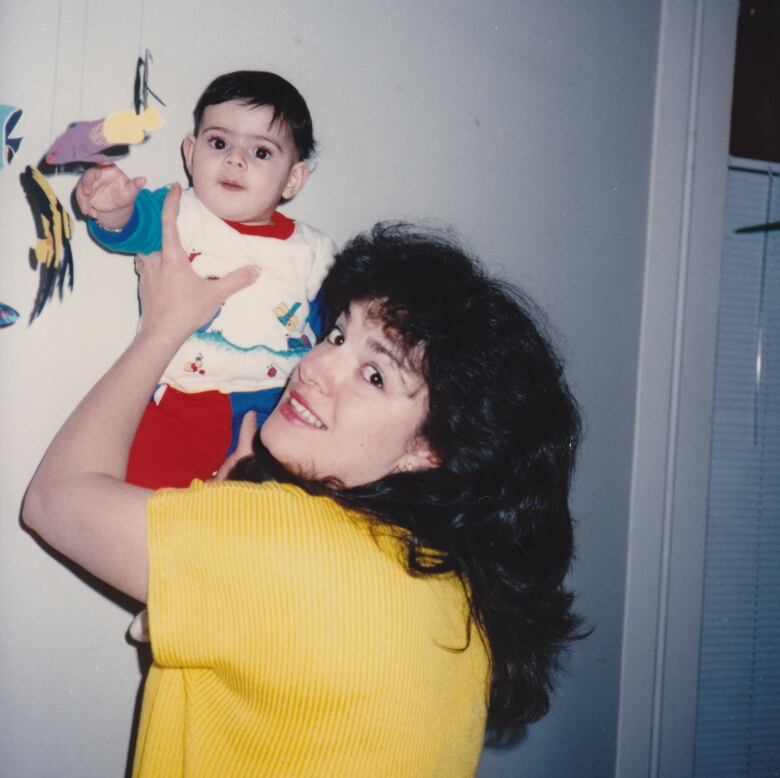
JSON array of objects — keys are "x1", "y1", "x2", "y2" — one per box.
[{"x1": 694, "y1": 162, "x2": 780, "y2": 776}]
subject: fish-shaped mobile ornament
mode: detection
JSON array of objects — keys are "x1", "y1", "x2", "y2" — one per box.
[
  {"x1": 44, "y1": 46, "x2": 165, "y2": 168},
  {"x1": 0, "y1": 104, "x2": 22, "y2": 329},
  {"x1": 1, "y1": 104, "x2": 23, "y2": 170},
  {"x1": 44, "y1": 105, "x2": 164, "y2": 167},
  {"x1": 18, "y1": 49, "x2": 165, "y2": 321},
  {"x1": 134, "y1": 49, "x2": 166, "y2": 115},
  {"x1": 21, "y1": 165, "x2": 74, "y2": 321},
  {"x1": 0, "y1": 106, "x2": 23, "y2": 328},
  {"x1": 0, "y1": 302, "x2": 20, "y2": 328}
]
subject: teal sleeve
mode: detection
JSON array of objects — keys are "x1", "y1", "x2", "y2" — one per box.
[{"x1": 87, "y1": 186, "x2": 169, "y2": 254}]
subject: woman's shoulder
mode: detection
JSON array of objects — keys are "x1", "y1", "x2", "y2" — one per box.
[
  {"x1": 151, "y1": 478, "x2": 343, "y2": 512},
  {"x1": 154, "y1": 477, "x2": 323, "y2": 499},
  {"x1": 150, "y1": 480, "x2": 429, "y2": 580},
  {"x1": 149, "y1": 478, "x2": 369, "y2": 542}
]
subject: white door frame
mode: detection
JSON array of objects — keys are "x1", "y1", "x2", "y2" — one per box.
[{"x1": 616, "y1": 2, "x2": 739, "y2": 776}]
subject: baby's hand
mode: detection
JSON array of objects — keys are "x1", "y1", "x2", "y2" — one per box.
[{"x1": 75, "y1": 163, "x2": 146, "y2": 230}]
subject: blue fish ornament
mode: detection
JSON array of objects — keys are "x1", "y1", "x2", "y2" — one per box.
[
  {"x1": 0, "y1": 302, "x2": 19, "y2": 328},
  {"x1": 0, "y1": 105, "x2": 23, "y2": 170}
]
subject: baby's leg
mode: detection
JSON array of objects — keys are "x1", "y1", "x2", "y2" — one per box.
[
  {"x1": 227, "y1": 388, "x2": 284, "y2": 455},
  {"x1": 126, "y1": 387, "x2": 232, "y2": 489}
]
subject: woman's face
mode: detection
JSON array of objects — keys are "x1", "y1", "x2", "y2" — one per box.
[{"x1": 260, "y1": 301, "x2": 438, "y2": 487}]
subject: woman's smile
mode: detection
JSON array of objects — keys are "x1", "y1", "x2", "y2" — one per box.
[{"x1": 281, "y1": 391, "x2": 327, "y2": 429}]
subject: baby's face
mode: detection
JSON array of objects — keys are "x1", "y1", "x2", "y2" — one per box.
[{"x1": 182, "y1": 100, "x2": 307, "y2": 225}]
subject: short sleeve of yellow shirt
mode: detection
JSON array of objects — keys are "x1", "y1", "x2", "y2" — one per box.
[{"x1": 132, "y1": 480, "x2": 489, "y2": 777}]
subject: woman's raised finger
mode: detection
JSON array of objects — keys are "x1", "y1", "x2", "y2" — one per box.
[
  {"x1": 160, "y1": 183, "x2": 185, "y2": 263},
  {"x1": 208, "y1": 265, "x2": 261, "y2": 304}
]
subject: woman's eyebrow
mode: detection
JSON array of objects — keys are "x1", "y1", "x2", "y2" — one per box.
[
  {"x1": 367, "y1": 337, "x2": 420, "y2": 392},
  {"x1": 367, "y1": 338, "x2": 403, "y2": 368}
]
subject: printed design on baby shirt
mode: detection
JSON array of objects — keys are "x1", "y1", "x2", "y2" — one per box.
[
  {"x1": 273, "y1": 301, "x2": 312, "y2": 354},
  {"x1": 285, "y1": 332, "x2": 311, "y2": 352},
  {"x1": 169, "y1": 290, "x2": 316, "y2": 392},
  {"x1": 183, "y1": 352, "x2": 206, "y2": 375},
  {"x1": 188, "y1": 329, "x2": 308, "y2": 358},
  {"x1": 273, "y1": 302, "x2": 300, "y2": 331}
]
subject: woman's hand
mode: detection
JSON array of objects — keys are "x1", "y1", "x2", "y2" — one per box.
[{"x1": 135, "y1": 184, "x2": 260, "y2": 344}]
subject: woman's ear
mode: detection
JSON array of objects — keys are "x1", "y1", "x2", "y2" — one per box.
[
  {"x1": 282, "y1": 162, "x2": 309, "y2": 200},
  {"x1": 405, "y1": 438, "x2": 441, "y2": 472}
]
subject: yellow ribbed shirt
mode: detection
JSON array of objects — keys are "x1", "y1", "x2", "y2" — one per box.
[{"x1": 133, "y1": 480, "x2": 489, "y2": 777}]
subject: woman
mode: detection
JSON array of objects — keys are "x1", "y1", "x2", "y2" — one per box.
[{"x1": 24, "y1": 186, "x2": 581, "y2": 776}]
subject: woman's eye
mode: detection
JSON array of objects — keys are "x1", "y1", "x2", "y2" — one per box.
[
  {"x1": 361, "y1": 365, "x2": 384, "y2": 389},
  {"x1": 208, "y1": 137, "x2": 226, "y2": 150},
  {"x1": 325, "y1": 326, "x2": 344, "y2": 346},
  {"x1": 253, "y1": 147, "x2": 271, "y2": 160}
]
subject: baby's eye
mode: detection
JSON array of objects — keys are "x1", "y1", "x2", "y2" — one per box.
[
  {"x1": 361, "y1": 365, "x2": 384, "y2": 389},
  {"x1": 253, "y1": 146, "x2": 271, "y2": 160},
  {"x1": 325, "y1": 326, "x2": 344, "y2": 346},
  {"x1": 208, "y1": 137, "x2": 227, "y2": 150}
]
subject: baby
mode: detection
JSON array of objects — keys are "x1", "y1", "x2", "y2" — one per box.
[{"x1": 77, "y1": 71, "x2": 335, "y2": 488}]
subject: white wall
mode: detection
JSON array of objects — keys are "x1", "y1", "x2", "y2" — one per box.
[{"x1": 1, "y1": 2, "x2": 661, "y2": 775}]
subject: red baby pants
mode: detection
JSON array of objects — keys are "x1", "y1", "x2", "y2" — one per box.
[{"x1": 125, "y1": 387, "x2": 232, "y2": 489}]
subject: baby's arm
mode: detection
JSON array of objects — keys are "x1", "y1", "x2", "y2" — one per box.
[
  {"x1": 87, "y1": 186, "x2": 169, "y2": 255},
  {"x1": 76, "y1": 163, "x2": 146, "y2": 231}
]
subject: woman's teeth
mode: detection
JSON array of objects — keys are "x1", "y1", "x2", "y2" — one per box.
[{"x1": 290, "y1": 397, "x2": 325, "y2": 429}]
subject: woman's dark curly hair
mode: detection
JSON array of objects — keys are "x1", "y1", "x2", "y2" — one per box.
[{"x1": 232, "y1": 222, "x2": 583, "y2": 736}]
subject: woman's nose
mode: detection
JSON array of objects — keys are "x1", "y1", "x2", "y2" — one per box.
[{"x1": 298, "y1": 344, "x2": 338, "y2": 395}]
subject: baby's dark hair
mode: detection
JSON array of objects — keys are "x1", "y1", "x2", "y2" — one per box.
[
  {"x1": 193, "y1": 70, "x2": 315, "y2": 161},
  {"x1": 233, "y1": 222, "x2": 583, "y2": 737}
]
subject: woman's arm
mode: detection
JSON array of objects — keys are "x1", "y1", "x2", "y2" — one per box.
[{"x1": 22, "y1": 185, "x2": 259, "y2": 602}]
